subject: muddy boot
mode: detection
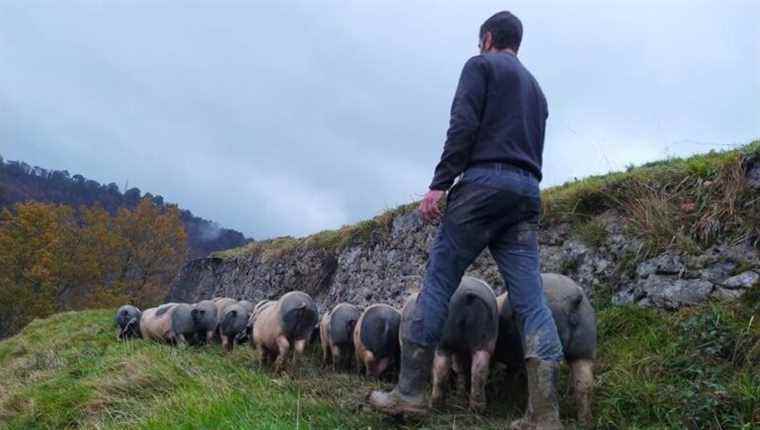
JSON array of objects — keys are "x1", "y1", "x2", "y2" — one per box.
[
  {"x1": 510, "y1": 359, "x2": 563, "y2": 430},
  {"x1": 368, "y1": 339, "x2": 434, "y2": 416}
]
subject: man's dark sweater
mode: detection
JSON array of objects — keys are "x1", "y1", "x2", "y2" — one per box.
[{"x1": 430, "y1": 52, "x2": 548, "y2": 191}]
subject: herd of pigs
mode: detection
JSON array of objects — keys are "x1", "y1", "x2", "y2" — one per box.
[{"x1": 115, "y1": 273, "x2": 597, "y2": 424}]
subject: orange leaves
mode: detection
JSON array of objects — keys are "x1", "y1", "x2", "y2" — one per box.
[
  {"x1": 0, "y1": 198, "x2": 188, "y2": 337},
  {"x1": 111, "y1": 198, "x2": 188, "y2": 305},
  {"x1": 0, "y1": 202, "x2": 69, "y2": 335}
]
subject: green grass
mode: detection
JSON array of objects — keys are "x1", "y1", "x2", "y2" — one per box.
[
  {"x1": 594, "y1": 283, "x2": 760, "y2": 429},
  {"x1": 1, "y1": 287, "x2": 758, "y2": 429},
  {"x1": 573, "y1": 219, "x2": 609, "y2": 248},
  {"x1": 0, "y1": 310, "x2": 517, "y2": 429},
  {"x1": 541, "y1": 140, "x2": 760, "y2": 256},
  {"x1": 542, "y1": 141, "x2": 758, "y2": 221},
  {"x1": 211, "y1": 202, "x2": 418, "y2": 259},
  {"x1": 0, "y1": 310, "x2": 389, "y2": 430}
]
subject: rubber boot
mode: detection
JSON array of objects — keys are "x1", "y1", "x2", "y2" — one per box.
[
  {"x1": 368, "y1": 339, "x2": 434, "y2": 416},
  {"x1": 510, "y1": 359, "x2": 563, "y2": 430}
]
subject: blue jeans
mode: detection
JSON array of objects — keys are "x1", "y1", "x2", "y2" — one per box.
[{"x1": 408, "y1": 165, "x2": 564, "y2": 362}]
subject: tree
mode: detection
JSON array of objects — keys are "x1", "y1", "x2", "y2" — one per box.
[
  {"x1": 123, "y1": 187, "x2": 141, "y2": 205},
  {"x1": 0, "y1": 199, "x2": 188, "y2": 338},
  {"x1": 0, "y1": 158, "x2": 249, "y2": 260},
  {"x1": 113, "y1": 198, "x2": 188, "y2": 305},
  {"x1": 0, "y1": 203, "x2": 74, "y2": 335}
]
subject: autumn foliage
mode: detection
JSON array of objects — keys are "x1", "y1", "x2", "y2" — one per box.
[
  {"x1": 0, "y1": 198, "x2": 187, "y2": 337},
  {"x1": 0, "y1": 157, "x2": 249, "y2": 259}
]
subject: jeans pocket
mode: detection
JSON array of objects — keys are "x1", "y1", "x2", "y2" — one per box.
[{"x1": 445, "y1": 183, "x2": 501, "y2": 224}]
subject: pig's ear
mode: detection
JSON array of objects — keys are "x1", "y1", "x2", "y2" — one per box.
[{"x1": 118, "y1": 318, "x2": 136, "y2": 339}]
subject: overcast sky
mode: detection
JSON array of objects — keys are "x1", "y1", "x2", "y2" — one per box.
[{"x1": 1, "y1": 1, "x2": 758, "y2": 239}]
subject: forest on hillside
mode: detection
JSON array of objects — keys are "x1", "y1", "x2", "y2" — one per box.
[
  {"x1": 0, "y1": 156, "x2": 250, "y2": 259},
  {"x1": 0, "y1": 198, "x2": 188, "y2": 338}
]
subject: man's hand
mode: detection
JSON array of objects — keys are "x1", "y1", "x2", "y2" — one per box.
[{"x1": 419, "y1": 189, "x2": 445, "y2": 224}]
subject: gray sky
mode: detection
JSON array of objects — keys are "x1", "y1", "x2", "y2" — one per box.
[{"x1": 1, "y1": 1, "x2": 758, "y2": 239}]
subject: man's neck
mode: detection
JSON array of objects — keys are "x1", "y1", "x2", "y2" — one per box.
[{"x1": 484, "y1": 48, "x2": 516, "y2": 56}]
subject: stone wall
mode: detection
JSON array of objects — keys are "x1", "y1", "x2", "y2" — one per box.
[{"x1": 168, "y1": 208, "x2": 759, "y2": 312}]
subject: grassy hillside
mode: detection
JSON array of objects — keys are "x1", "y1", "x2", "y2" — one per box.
[{"x1": 1, "y1": 288, "x2": 757, "y2": 429}]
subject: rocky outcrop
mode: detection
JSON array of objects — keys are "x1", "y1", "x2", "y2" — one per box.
[
  {"x1": 168, "y1": 208, "x2": 759, "y2": 312},
  {"x1": 613, "y1": 245, "x2": 760, "y2": 309},
  {"x1": 746, "y1": 156, "x2": 760, "y2": 188}
]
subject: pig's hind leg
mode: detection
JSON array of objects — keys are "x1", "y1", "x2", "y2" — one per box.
[
  {"x1": 430, "y1": 349, "x2": 452, "y2": 408},
  {"x1": 273, "y1": 335, "x2": 291, "y2": 373},
  {"x1": 570, "y1": 358, "x2": 594, "y2": 426},
  {"x1": 469, "y1": 349, "x2": 492, "y2": 413}
]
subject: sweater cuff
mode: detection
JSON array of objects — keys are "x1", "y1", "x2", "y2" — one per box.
[{"x1": 429, "y1": 179, "x2": 452, "y2": 192}]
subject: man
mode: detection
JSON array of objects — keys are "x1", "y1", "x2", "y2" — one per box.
[{"x1": 368, "y1": 11, "x2": 564, "y2": 430}]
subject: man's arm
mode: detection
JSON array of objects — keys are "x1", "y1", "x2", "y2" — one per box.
[{"x1": 429, "y1": 56, "x2": 489, "y2": 191}]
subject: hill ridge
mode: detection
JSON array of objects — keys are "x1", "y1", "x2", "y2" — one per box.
[{"x1": 0, "y1": 156, "x2": 250, "y2": 259}]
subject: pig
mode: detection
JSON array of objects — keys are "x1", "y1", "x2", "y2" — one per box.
[
  {"x1": 249, "y1": 291, "x2": 319, "y2": 372},
  {"x1": 234, "y1": 300, "x2": 256, "y2": 344},
  {"x1": 138, "y1": 304, "x2": 175, "y2": 344},
  {"x1": 319, "y1": 303, "x2": 362, "y2": 370},
  {"x1": 495, "y1": 273, "x2": 597, "y2": 426},
  {"x1": 428, "y1": 276, "x2": 499, "y2": 413},
  {"x1": 214, "y1": 297, "x2": 237, "y2": 316},
  {"x1": 353, "y1": 303, "x2": 401, "y2": 379},
  {"x1": 139, "y1": 303, "x2": 199, "y2": 346},
  {"x1": 238, "y1": 300, "x2": 255, "y2": 314},
  {"x1": 170, "y1": 303, "x2": 202, "y2": 345},
  {"x1": 219, "y1": 303, "x2": 251, "y2": 352},
  {"x1": 192, "y1": 300, "x2": 219, "y2": 344},
  {"x1": 115, "y1": 304, "x2": 142, "y2": 340},
  {"x1": 212, "y1": 297, "x2": 240, "y2": 342}
]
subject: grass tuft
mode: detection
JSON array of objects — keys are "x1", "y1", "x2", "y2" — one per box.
[
  {"x1": 573, "y1": 219, "x2": 609, "y2": 248},
  {"x1": 211, "y1": 201, "x2": 419, "y2": 260},
  {"x1": 544, "y1": 141, "x2": 760, "y2": 256}
]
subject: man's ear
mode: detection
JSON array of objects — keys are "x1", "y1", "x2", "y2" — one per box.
[{"x1": 483, "y1": 31, "x2": 493, "y2": 52}]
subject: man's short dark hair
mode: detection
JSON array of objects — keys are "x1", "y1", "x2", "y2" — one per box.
[{"x1": 479, "y1": 11, "x2": 523, "y2": 51}]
